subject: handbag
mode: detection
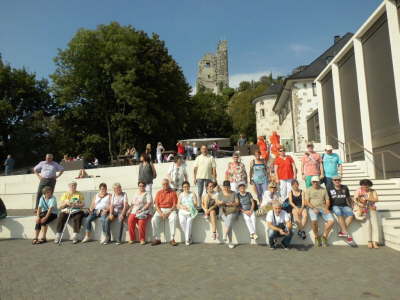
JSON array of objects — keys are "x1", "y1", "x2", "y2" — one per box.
[{"x1": 136, "y1": 209, "x2": 150, "y2": 219}]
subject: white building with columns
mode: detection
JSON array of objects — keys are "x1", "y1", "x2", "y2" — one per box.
[{"x1": 315, "y1": 0, "x2": 400, "y2": 179}]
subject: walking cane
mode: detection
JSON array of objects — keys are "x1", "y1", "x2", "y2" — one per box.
[{"x1": 58, "y1": 208, "x2": 73, "y2": 246}]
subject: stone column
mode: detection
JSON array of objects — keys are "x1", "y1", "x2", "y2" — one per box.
[
  {"x1": 332, "y1": 64, "x2": 347, "y2": 162},
  {"x1": 353, "y1": 38, "x2": 376, "y2": 178},
  {"x1": 385, "y1": 0, "x2": 400, "y2": 122},
  {"x1": 316, "y1": 81, "x2": 327, "y2": 146}
]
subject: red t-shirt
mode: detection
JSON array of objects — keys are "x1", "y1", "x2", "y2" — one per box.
[
  {"x1": 177, "y1": 144, "x2": 185, "y2": 155},
  {"x1": 274, "y1": 155, "x2": 295, "y2": 180}
]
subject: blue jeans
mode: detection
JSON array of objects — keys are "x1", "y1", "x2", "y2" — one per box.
[
  {"x1": 324, "y1": 177, "x2": 334, "y2": 191},
  {"x1": 254, "y1": 182, "x2": 268, "y2": 201},
  {"x1": 85, "y1": 211, "x2": 110, "y2": 237},
  {"x1": 197, "y1": 179, "x2": 211, "y2": 203},
  {"x1": 268, "y1": 229, "x2": 292, "y2": 247},
  {"x1": 332, "y1": 205, "x2": 353, "y2": 217}
]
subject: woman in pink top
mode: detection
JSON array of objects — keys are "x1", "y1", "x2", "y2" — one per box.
[
  {"x1": 128, "y1": 181, "x2": 152, "y2": 245},
  {"x1": 301, "y1": 143, "x2": 324, "y2": 188}
]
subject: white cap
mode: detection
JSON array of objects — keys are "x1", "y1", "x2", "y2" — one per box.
[
  {"x1": 325, "y1": 145, "x2": 333, "y2": 151},
  {"x1": 311, "y1": 176, "x2": 320, "y2": 182}
]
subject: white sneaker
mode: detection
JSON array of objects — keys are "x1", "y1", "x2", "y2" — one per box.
[
  {"x1": 72, "y1": 233, "x2": 79, "y2": 244},
  {"x1": 228, "y1": 243, "x2": 235, "y2": 249},
  {"x1": 185, "y1": 241, "x2": 190, "y2": 246},
  {"x1": 54, "y1": 233, "x2": 61, "y2": 244},
  {"x1": 82, "y1": 236, "x2": 91, "y2": 243},
  {"x1": 252, "y1": 233, "x2": 259, "y2": 240}
]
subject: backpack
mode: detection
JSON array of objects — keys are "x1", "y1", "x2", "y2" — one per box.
[{"x1": 0, "y1": 198, "x2": 7, "y2": 219}]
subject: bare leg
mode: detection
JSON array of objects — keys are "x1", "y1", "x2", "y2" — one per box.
[
  {"x1": 41, "y1": 226, "x2": 48, "y2": 240},
  {"x1": 210, "y1": 210, "x2": 217, "y2": 233},
  {"x1": 301, "y1": 209, "x2": 308, "y2": 230},
  {"x1": 311, "y1": 221, "x2": 319, "y2": 237},
  {"x1": 345, "y1": 216, "x2": 353, "y2": 228},
  {"x1": 323, "y1": 220, "x2": 334, "y2": 238},
  {"x1": 337, "y1": 216, "x2": 348, "y2": 234}
]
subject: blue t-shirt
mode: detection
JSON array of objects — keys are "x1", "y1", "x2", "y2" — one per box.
[
  {"x1": 38, "y1": 195, "x2": 58, "y2": 214},
  {"x1": 323, "y1": 153, "x2": 342, "y2": 178}
]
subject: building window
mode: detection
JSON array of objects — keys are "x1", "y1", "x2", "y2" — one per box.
[
  {"x1": 260, "y1": 109, "x2": 265, "y2": 118},
  {"x1": 205, "y1": 62, "x2": 210, "y2": 67},
  {"x1": 303, "y1": 83, "x2": 307, "y2": 88},
  {"x1": 307, "y1": 110, "x2": 320, "y2": 143},
  {"x1": 207, "y1": 75, "x2": 210, "y2": 79},
  {"x1": 312, "y1": 83, "x2": 317, "y2": 96},
  {"x1": 260, "y1": 101, "x2": 264, "y2": 106}
]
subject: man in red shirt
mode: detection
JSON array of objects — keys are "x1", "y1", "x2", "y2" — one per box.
[
  {"x1": 151, "y1": 178, "x2": 178, "y2": 246},
  {"x1": 176, "y1": 141, "x2": 185, "y2": 157},
  {"x1": 274, "y1": 147, "x2": 297, "y2": 201}
]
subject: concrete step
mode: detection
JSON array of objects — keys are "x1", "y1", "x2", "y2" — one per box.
[
  {"x1": 383, "y1": 217, "x2": 400, "y2": 226},
  {"x1": 384, "y1": 240, "x2": 400, "y2": 251},
  {"x1": 377, "y1": 202, "x2": 400, "y2": 211}
]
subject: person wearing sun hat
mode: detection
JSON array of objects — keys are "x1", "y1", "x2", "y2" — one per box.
[
  {"x1": 305, "y1": 176, "x2": 334, "y2": 247},
  {"x1": 322, "y1": 145, "x2": 343, "y2": 190}
]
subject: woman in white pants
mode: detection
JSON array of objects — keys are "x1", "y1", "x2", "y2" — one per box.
[
  {"x1": 236, "y1": 183, "x2": 258, "y2": 241},
  {"x1": 177, "y1": 181, "x2": 198, "y2": 245}
]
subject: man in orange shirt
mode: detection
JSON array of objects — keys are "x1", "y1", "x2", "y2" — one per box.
[
  {"x1": 151, "y1": 178, "x2": 178, "y2": 246},
  {"x1": 274, "y1": 148, "x2": 297, "y2": 201}
]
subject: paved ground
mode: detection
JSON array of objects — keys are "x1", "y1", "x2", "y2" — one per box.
[{"x1": 0, "y1": 240, "x2": 399, "y2": 300}]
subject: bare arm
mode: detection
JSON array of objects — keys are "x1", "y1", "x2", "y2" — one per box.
[
  {"x1": 249, "y1": 161, "x2": 254, "y2": 183},
  {"x1": 292, "y1": 162, "x2": 297, "y2": 179},
  {"x1": 288, "y1": 191, "x2": 296, "y2": 209}
]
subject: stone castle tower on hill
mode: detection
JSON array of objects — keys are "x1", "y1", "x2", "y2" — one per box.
[{"x1": 196, "y1": 40, "x2": 229, "y2": 95}]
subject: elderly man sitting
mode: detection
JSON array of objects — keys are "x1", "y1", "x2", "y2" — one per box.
[
  {"x1": 151, "y1": 179, "x2": 179, "y2": 246},
  {"x1": 266, "y1": 200, "x2": 293, "y2": 250}
]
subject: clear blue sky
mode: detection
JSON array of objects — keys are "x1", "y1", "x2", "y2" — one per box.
[{"x1": 0, "y1": 0, "x2": 382, "y2": 89}]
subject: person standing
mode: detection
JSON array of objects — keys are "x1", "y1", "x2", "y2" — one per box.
[
  {"x1": 322, "y1": 145, "x2": 343, "y2": 190},
  {"x1": 33, "y1": 154, "x2": 64, "y2": 210},
  {"x1": 274, "y1": 148, "x2": 296, "y2": 201},
  {"x1": 156, "y1": 142, "x2": 165, "y2": 164},
  {"x1": 185, "y1": 142, "x2": 193, "y2": 161},
  {"x1": 249, "y1": 150, "x2": 268, "y2": 203},
  {"x1": 354, "y1": 179, "x2": 379, "y2": 249},
  {"x1": 54, "y1": 181, "x2": 85, "y2": 244},
  {"x1": 4, "y1": 154, "x2": 15, "y2": 176},
  {"x1": 305, "y1": 176, "x2": 334, "y2": 247},
  {"x1": 225, "y1": 152, "x2": 248, "y2": 193},
  {"x1": 167, "y1": 156, "x2": 188, "y2": 193},
  {"x1": 327, "y1": 176, "x2": 355, "y2": 245},
  {"x1": 301, "y1": 143, "x2": 323, "y2": 188},
  {"x1": 138, "y1": 154, "x2": 157, "y2": 196},
  {"x1": 177, "y1": 181, "x2": 198, "y2": 245},
  {"x1": 237, "y1": 134, "x2": 247, "y2": 147},
  {"x1": 192, "y1": 142, "x2": 198, "y2": 159},
  {"x1": 193, "y1": 145, "x2": 217, "y2": 203},
  {"x1": 151, "y1": 179, "x2": 179, "y2": 246},
  {"x1": 176, "y1": 141, "x2": 185, "y2": 157}
]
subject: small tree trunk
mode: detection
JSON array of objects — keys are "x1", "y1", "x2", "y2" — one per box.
[{"x1": 105, "y1": 115, "x2": 113, "y2": 161}]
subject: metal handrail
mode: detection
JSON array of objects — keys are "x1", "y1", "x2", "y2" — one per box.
[{"x1": 327, "y1": 134, "x2": 400, "y2": 179}]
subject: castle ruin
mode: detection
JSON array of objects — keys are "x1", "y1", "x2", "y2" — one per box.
[{"x1": 196, "y1": 40, "x2": 229, "y2": 95}]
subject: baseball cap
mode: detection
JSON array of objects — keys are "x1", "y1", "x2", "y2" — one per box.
[
  {"x1": 325, "y1": 145, "x2": 333, "y2": 151},
  {"x1": 311, "y1": 176, "x2": 320, "y2": 182},
  {"x1": 332, "y1": 175, "x2": 341, "y2": 180}
]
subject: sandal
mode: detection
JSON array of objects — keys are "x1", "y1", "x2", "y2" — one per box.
[
  {"x1": 37, "y1": 239, "x2": 47, "y2": 244},
  {"x1": 32, "y1": 239, "x2": 39, "y2": 245}
]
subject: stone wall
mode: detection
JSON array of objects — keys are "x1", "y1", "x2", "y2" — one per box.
[
  {"x1": 196, "y1": 41, "x2": 229, "y2": 94},
  {"x1": 255, "y1": 95, "x2": 280, "y2": 137}
]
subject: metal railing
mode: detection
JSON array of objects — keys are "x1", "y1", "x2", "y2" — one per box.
[{"x1": 327, "y1": 134, "x2": 400, "y2": 179}]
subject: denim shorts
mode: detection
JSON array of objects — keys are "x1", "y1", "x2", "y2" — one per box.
[
  {"x1": 332, "y1": 205, "x2": 353, "y2": 217},
  {"x1": 308, "y1": 208, "x2": 334, "y2": 222}
]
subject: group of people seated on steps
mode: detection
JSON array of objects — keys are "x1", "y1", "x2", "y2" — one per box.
[{"x1": 31, "y1": 142, "x2": 380, "y2": 249}]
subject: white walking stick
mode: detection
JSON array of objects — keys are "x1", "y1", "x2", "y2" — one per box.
[{"x1": 58, "y1": 208, "x2": 73, "y2": 246}]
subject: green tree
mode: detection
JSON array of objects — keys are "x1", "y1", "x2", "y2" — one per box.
[
  {"x1": 51, "y1": 22, "x2": 191, "y2": 161},
  {"x1": 0, "y1": 55, "x2": 55, "y2": 166}
]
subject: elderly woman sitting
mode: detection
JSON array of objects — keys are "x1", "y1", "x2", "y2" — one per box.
[
  {"x1": 108, "y1": 183, "x2": 129, "y2": 245},
  {"x1": 54, "y1": 181, "x2": 85, "y2": 244}
]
